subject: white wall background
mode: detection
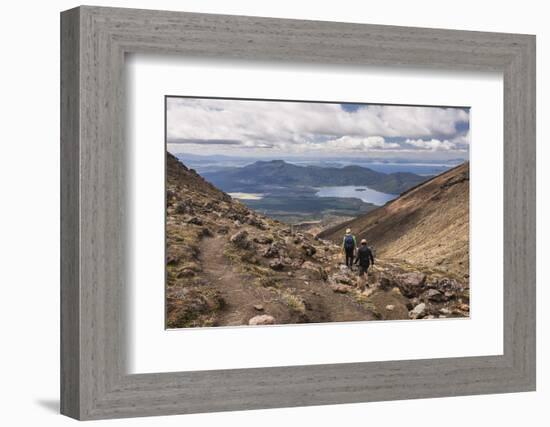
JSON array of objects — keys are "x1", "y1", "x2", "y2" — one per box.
[{"x1": 0, "y1": 1, "x2": 546, "y2": 425}]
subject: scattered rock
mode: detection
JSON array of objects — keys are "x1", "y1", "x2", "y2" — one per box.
[
  {"x1": 301, "y1": 243, "x2": 317, "y2": 257},
  {"x1": 198, "y1": 227, "x2": 213, "y2": 238},
  {"x1": 186, "y1": 216, "x2": 204, "y2": 226},
  {"x1": 166, "y1": 254, "x2": 180, "y2": 265},
  {"x1": 230, "y1": 230, "x2": 250, "y2": 249},
  {"x1": 246, "y1": 215, "x2": 265, "y2": 229},
  {"x1": 301, "y1": 261, "x2": 327, "y2": 280},
  {"x1": 409, "y1": 303, "x2": 427, "y2": 319},
  {"x1": 422, "y1": 288, "x2": 444, "y2": 302},
  {"x1": 269, "y1": 259, "x2": 285, "y2": 271},
  {"x1": 458, "y1": 303, "x2": 470, "y2": 312},
  {"x1": 176, "y1": 268, "x2": 196, "y2": 278},
  {"x1": 174, "y1": 201, "x2": 192, "y2": 214},
  {"x1": 378, "y1": 277, "x2": 394, "y2": 291},
  {"x1": 362, "y1": 287, "x2": 376, "y2": 298},
  {"x1": 253, "y1": 235, "x2": 274, "y2": 245},
  {"x1": 217, "y1": 225, "x2": 229, "y2": 234},
  {"x1": 439, "y1": 308, "x2": 452, "y2": 315},
  {"x1": 390, "y1": 287, "x2": 403, "y2": 296},
  {"x1": 248, "y1": 315, "x2": 275, "y2": 326},
  {"x1": 396, "y1": 272, "x2": 427, "y2": 297},
  {"x1": 331, "y1": 284, "x2": 353, "y2": 294},
  {"x1": 385, "y1": 304, "x2": 395, "y2": 311},
  {"x1": 330, "y1": 273, "x2": 354, "y2": 286},
  {"x1": 253, "y1": 304, "x2": 264, "y2": 311},
  {"x1": 262, "y1": 244, "x2": 280, "y2": 258},
  {"x1": 166, "y1": 189, "x2": 176, "y2": 201}
]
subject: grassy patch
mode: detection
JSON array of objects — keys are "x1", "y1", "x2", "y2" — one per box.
[
  {"x1": 279, "y1": 291, "x2": 306, "y2": 314},
  {"x1": 353, "y1": 292, "x2": 381, "y2": 319}
]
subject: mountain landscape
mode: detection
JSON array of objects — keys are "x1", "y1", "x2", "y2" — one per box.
[
  {"x1": 199, "y1": 160, "x2": 428, "y2": 224},
  {"x1": 166, "y1": 153, "x2": 470, "y2": 328},
  {"x1": 203, "y1": 159, "x2": 428, "y2": 194}
]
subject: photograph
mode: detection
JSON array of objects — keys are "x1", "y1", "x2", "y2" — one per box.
[{"x1": 165, "y1": 96, "x2": 471, "y2": 328}]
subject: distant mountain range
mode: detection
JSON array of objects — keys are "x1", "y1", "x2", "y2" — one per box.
[{"x1": 202, "y1": 160, "x2": 429, "y2": 195}]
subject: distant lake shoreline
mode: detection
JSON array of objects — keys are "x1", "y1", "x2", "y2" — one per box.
[
  {"x1": 315, "y1": 185, "x2": 396, "y2": 206},
  {"x1": 228, "y1": 192, "x2": 264, "y2": 200}
]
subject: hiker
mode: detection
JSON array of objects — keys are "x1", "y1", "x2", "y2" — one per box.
[
  {"x1": 355, "y1": 239, "x2": 375, "y2": 290},
  {"x1": 342, "y1": 228, "x2": 357, "y2": 269}
]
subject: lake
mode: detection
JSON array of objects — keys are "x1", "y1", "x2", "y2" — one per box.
[
  {"x1": 315, "y1": 186, "x2": 396, "y2": 206},
  {"x1": 228, "y1": 192, "x2": 264, "y2": 200}
]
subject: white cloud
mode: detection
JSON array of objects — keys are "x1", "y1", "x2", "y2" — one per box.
[
  {"x1": 404, "y1": 138, "x2": 457, "y2": 151},
  {"x1": 322, "y1": 136, "x2": 401, "y2": 151},
  {"x1": 166, "y1": 98, "x2": 469, "y2": 158}
]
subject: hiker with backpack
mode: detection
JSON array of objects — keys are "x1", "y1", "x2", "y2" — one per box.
[
  {"x1": 342, "y1": 228, "x2": 357, "y2": 269},
  {"x1": 355, "y1": 238, "x2": 375, "y2": 290}
]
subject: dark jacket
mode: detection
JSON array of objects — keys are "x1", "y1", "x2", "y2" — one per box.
[{"x1": 354, "y1": 245, "x2": 374, "y2": 267}]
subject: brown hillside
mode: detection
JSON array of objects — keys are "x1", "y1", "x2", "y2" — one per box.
[
  {"x1": 318, "y1": 163, "x2": 470, "y2": 278},
  {"x1": 165, "y1": 153, "x2": 380, "y2": 328}
]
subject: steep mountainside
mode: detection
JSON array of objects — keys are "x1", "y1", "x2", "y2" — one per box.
[
  {"x1": 166, "y1": 154, "x2": 469, "y2": 328},
  {"x1": 203, "y1": 160, "x2": 428, "y2": 194},
  {"x1": 319, "y1": 163, "x2": 470, "y2": 278}
]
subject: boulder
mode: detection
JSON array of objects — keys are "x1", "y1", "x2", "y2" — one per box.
[
  {"x1": 330, "y1": 273, "x2": 354, "y2": 286},
  {"x1": 301, "y1": 243, "x2": 317, "y2": 257},
  {"x1": 176, "y1": 268, "x2": 196, "y2": 278},
  {"x1": 166, "y1": 254, "x2": 180, "y2": 266},
  {"x1": 253, "y1": 235, "x2": 274, "y2": 245},
  {"x1": 198, "y1": 227, "x2": 213, "y2": 238},
  {"x1": 331, "y1": 284, "x2": 353, "y2": 294},
  {"x1": 174, "y1": 201, "x2": 192, "y2": 214},
  {"x1": 230, "y1": 230, "x2": 250, "y2": 249},
  {"x1": 186, "y1": 216, "x2": 203, "y2": 226},
  {"x1": 362, "y1": 287, "x2": 376, "y2": 298},
  {"x1": 409, "y1": 303, "x2": 427, "y2": 319},
  {"x1": 301, "y1": 261, "x2": 328, "y2": 280},
  {"x1": 378, "y1": 277, "x2": 394, "y2": 291},
  {"x1": 246, "y1": 215, "x2": 265, "y2": 229},
  {"x1": 422, "y1": 288, "x2": 445, "y2": 302},
  {"x1": 458, "y1": 303, "x2": 470, "y2": 312},
  {"x1": 437, "y1": 278, "x2": 463, "y2": 292},
  {"x1": 396, "y1": 272, "x2": 427, "y2": 297},
  {"x1": 248, "y1": 315, "x2": 275, "y2": 326},
  {"x1": 217, "y1": 225, "x2": 229, "y2": 235},
  {"x1": 269, "y1": 259, "x2": 285, "y2": 271},
  {"x1": 262, "y1": 244, "x2": 280, "y2": 258},
  {"x1": 166, "y1": 189, "x2": 176, "y2": 201}
]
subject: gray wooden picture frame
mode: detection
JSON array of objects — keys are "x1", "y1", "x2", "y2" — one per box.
[{"x1": 60, "y1": 5, "x2": 536, "y2": 420}]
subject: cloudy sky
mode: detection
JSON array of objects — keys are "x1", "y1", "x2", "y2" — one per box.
[{"x1": 166, "y1": 97, "x2": 470, "y2": 161}]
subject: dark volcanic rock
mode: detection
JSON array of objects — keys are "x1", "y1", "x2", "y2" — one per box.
[
  {"x1": 230, "y1": 230, "x2": 251, "y2": 249},
  {"x1": 269, "y1": 259, "x2": 285, "y2": 271},
  {"x1": 186, "y1": 216, "x2": 204, "y2": 226}
]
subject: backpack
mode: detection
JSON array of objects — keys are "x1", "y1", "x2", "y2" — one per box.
[{"x1": 344, "y1": 235, "x2": 355, "y2": 250}]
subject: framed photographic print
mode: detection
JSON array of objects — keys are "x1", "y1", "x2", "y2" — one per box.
[{"x1": 61, "y1": 6, "x2": 536, "y2": 420}]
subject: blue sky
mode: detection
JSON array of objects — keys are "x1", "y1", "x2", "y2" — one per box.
[{"x1": 166, "y1": 97, "x2": 470, "y2": 161}]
